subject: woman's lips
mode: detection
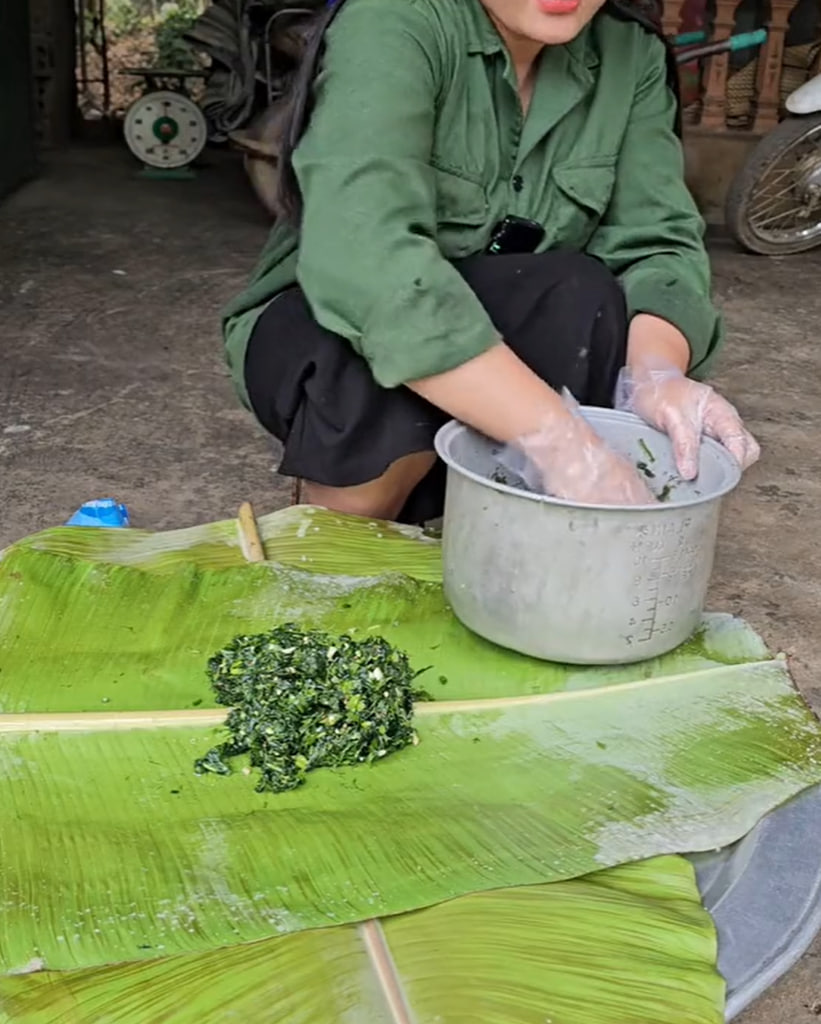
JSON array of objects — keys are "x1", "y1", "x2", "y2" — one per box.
[{"x1": 535, "y1": 0, "x2": 581, "y2": 13}]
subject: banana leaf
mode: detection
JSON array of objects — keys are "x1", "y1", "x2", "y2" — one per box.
[
  {"x1": 10, "y1": 506, "x2": 441, "y2": 576},
  {"x1": 2, "y1": 652, "x2": 820, "y2": 972},
  {"x1": 0, "y1": 858, "x2": 724, "y2": 1024},
  {"x1": 0, "y1": 508, "x2": 773, "y2": 713},
  {"x1": 1, "y1": 508, "x2": 819, "y2": 981}
]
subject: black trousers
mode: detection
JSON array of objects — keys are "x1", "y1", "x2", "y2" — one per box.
[{"x1": 245, "y1": 251, "x2": 628, "y2": 524}]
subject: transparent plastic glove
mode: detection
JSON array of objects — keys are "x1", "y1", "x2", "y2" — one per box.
[
  {"x1": 497, "y1": 390, "x2": 655, "y2": 506},
  {"x1": 615, "y1": 365, "x2": 760, "y2": 480}
]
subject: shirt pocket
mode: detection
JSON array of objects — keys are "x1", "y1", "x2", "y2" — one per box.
[
  {"x1": 432, "y1": 166, "x2": 489, "y2": 258},
  {"x1": 550, "y1": 157, "x2": 617, "y2": 249}
]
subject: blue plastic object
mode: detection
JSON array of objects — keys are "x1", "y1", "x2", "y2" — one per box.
[{"x1": 66, "y1": 499, "x2": 130, "y2": 528}]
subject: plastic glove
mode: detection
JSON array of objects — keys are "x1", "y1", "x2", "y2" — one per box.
[
  {"x1": 615, "y1": 366, "x2": 761, "y2": 480},
  {"x1": 500, "y1": 390, "x2": 655, "y2": 506}
]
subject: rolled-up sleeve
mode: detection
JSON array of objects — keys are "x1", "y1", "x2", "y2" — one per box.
[
  {"x1": 587, "y1": 39, "x2": 722, "y2": 375},
  {"x1": 292, "y1": 0, "x2": 498, "y2": 388}
]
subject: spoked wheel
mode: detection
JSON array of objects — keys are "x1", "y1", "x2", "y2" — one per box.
[{"x1": 725, "y1": 113, "x2": 821, "y2": 255}]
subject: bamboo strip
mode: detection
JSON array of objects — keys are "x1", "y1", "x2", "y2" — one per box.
[{"x1": 237, "y1": 501, "x2": 266, "y2": 563}]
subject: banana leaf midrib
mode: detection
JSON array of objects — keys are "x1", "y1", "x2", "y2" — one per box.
[
  {"x1": 0, "y1": 657, "x2": 779, "y2": 734},
  {"x1": 359, "y1": 919, "x2": 414, "y2": 1024}
]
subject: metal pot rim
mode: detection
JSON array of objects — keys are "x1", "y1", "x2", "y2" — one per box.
[{"x1": 433, "y1": 408, "x2": 743, "y2": 513}]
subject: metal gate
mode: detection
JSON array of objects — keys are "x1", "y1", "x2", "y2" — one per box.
[{"x1": 0, "y1": 0, "x2": 37, "y2": 200}]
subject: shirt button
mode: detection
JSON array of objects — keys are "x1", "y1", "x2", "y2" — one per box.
[{"x1": 512, "y1": 174, "x2": 524, "y2": 193}]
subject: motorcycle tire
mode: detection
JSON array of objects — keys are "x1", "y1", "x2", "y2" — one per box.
[{"x1": 725, "y1": 111, "x2": 821, "y2": 256}]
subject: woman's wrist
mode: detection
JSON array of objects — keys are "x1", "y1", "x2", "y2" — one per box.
[
  {"x1": 626, "y1": 314, "x2": 691, "y2": 376},
  {"x1": 408, "y1": 342, "x2": 575, "y2": 443},
  {"x1": 517, "y1": 407, "x2": 594, "y2": 459}
]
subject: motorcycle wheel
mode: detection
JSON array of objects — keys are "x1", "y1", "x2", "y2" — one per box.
[{"x1": 725, "y1": 112, "x2": 821, "y2": 255}]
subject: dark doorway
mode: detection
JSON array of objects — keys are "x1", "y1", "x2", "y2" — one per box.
[{"x1": 0, "y1": 0, "x2": 37, "y2": 200}]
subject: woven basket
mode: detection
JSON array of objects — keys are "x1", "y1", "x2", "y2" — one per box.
[
  {"x1": 725, "y1": 57, "x2": 758, "y2": 126},
  {"x1": 781, "y1": 42, "x2": 821, "y2": 101}
]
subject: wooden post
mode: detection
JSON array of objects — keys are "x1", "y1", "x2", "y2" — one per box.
[
  {"x1": 700, "y1": 0, "x2": 740, "y2": 130},
  {"x1": 753, "y1": 0, "x2": 799, "y2": 132},
  {"x1": 661, "y1": 0, "x2": 684, "y2": 40}
]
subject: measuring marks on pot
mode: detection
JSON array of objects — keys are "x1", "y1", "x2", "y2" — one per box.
[{"x1": 624, "y1": 517, "x2": 701, "y2": 649}]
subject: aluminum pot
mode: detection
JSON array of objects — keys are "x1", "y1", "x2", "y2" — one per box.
[{"x1": 433, "y1": 408, "x2": 741, "y2": 665}]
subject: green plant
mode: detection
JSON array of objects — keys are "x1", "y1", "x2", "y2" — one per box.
[
  {"x1": 149, "y1": 0, "x2": 204, "y2": 68},
  {"x1": 105, "y1": 0, "x2": 144, "y2": 38}
]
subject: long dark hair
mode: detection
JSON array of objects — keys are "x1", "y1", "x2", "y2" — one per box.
[
  {"x1": 275, "y1": 0, "x2": 351, "y2": 222},
  {"x1": 274, "y1": 0, "x2": 680, "y2": 223}
]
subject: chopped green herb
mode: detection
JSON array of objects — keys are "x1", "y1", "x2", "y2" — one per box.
[
  {"x1": 194, "y1": 624, "x2": 428, "y2": 794},
  {"x1": 657, "y1": 483, "x2": 674, "y2": 502},
  {"x1": 194, "y1": 747, "x2": 232, "y2": 777},
  {"x1": 490, "y1": 467, "x2": 511, "y2": 485},
  {"x1": 636, "y1": 460, "x2": 656, "y2": 480},
  {"x1": 638, "y1": 438, "x2": 656, "y2": 463}
]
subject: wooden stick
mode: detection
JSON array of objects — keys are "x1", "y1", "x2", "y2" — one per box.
[{"x1": 237, "y1": 501, "x2": 266, "y2": 563}]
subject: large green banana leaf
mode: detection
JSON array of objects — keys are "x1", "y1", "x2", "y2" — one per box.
[
  {"x1": 0, "y1": 508, "x2": 773, "y2": 713},
  {"x1": 10, "y1": 506, "x2": 442, "y2": 576},
  {"x1": 2, "y1": 648, "x2": 819, "y2": 973},
  {"x1": 0, "y1": 858, "x2": 723, "y2": 1024},
  {"x1": 0, "y1": 508, "x2": 819, "y2": 987}
]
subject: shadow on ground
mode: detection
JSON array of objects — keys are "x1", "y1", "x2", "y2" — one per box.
[{"x1": 1, "y1": 144, "x2": 819, "y2": 1022}]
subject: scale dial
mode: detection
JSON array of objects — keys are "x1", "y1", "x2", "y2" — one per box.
[{"x1": 123, "y1": 90, "x2": 207, "y2": 169}]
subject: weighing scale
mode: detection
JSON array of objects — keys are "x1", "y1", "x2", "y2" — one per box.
[{"x1": 120, "y1": 69, "x2": 209, "y2": 178}]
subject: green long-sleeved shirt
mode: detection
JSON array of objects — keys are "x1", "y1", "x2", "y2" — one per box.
[{"x1": 223, "y1": 0, "x2": 721, "y2": 408}]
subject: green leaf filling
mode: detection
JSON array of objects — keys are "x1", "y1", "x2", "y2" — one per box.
[{"x1": 194, "y1": 624, "x2": 426, "y2": 792}]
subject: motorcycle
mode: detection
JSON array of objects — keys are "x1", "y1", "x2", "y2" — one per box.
[{"x1": 726, "y1": 71, "x2": 821, "y2": 255}]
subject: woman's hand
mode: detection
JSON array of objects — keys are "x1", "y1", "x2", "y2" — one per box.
[
  {"x1": 616, "y1": 365, "x2": 761, "y2": 479},
  {"x1": 409, "y1": 343, "x2": 653, "y2": 506},
  {"x1": 623, "y1": 314, "x2": 760, "y2": 478},
  {"x1": 513, "y1": 392, "x2": 655, "y2": 506}
]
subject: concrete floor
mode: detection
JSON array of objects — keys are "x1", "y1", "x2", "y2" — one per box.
[{"x1": 1, "y1": 146, "x2": 820, "y2": 1020}]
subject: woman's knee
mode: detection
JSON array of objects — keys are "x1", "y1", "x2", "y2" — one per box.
[{"x1": 301, "y1": 450, "x2": 436, "y2": 521}]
